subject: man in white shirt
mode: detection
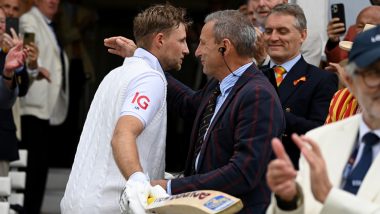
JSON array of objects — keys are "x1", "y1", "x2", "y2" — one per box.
[
  {"x1": 266, "y1": 25, "x2": 380, "y2": 214},
  {"x1": 61, "y1": 4, "x2": 191, "y2": 213}
]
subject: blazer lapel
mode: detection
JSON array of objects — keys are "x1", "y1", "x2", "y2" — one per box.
[
  {"x1": 31, "y1": 7, "x2": 60, "y2": 54},
  {"x1": 197, "y1": 64, "x2": 254, "y2": 169},
  {"x1": 184, "y1": 80, "x2": 218, "y2": 174},
  {"x1": 278, "y1": 57, "x2": 309, "y2": 104}
]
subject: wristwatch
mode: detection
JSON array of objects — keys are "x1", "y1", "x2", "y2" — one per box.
[
  {"x1": 1, "y1": 73, "x2": 13, "y2": 80},
  {"x1": 275, "y1": 189, "x2": 301, "y2": 211}
]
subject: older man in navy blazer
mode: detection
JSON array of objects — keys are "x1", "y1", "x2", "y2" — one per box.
[
  {"x1": 260, "y1": 4, "x2": 338, "y2": 169},
  {"x1": 150, "y1": 10, "x2": 285, "y2": 213}
]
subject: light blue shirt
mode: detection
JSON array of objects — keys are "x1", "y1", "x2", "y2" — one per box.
[
  {"x1": 269, "y1": 54, "x2": 301, "y2": 79},
  {"x1": 167, "y1": 62, "x2": 253, "y2": 195}
]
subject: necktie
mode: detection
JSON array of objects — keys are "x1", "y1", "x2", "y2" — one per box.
[
  {"x1": 191, "y1": 85, "x2": 221, "y2": 174},
  {"x1": 343, "y1": 132, "x2": 380, "y2": 194},
  {"x1": 273, "y1": 65, "x2": 286, "y2": 86}
]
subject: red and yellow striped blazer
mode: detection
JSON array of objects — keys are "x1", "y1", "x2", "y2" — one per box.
[{"x1": 325, "y1": 88, "x2": 360, "y2": 124}]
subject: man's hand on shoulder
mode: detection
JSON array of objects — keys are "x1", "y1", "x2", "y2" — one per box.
[{"x1": 104, "y1": 36, "x2": 137, "y2": 58}]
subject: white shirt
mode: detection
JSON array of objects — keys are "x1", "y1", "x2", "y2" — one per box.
[
  {"x1": 120, "y1": 49, "x2": 165, "y2": 127},
  {"x1": 354, "y1": 117, "x2": 380, "y2": 167}
]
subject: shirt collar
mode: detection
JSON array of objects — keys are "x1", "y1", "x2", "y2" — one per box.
[
  {"x1": 219, "y1": 62, "x2": 252, "y2": 96},
  {"x1": 132, "y1": 48, "x2": 164, "y2": 74},
  {"x1": 269, "y1": 54, "x2": 301, "y2": 73},
  {"x1": 359, "y1": 115, "x2": 380, "y2": 143}
]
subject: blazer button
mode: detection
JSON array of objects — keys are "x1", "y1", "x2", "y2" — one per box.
[{"x1": 285, "y1": 107, "x2": 291, "y2": 113}]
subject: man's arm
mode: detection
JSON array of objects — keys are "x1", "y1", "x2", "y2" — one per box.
[
  {"x1": 104, "y1": 36, "x2": 137, "y2": 58},
  {"x1": 322, "y1": 188, "x2": 380, "y2": 213},
  {"x1": 266, "y1": 134, "x2": 332, "y2": 214},
  {"x1": 112, "y1": 115, "x2": 144, "y2": 179},
  {"x1": 0, "y1": 76, "x2": 17, "y2": 108},
  {"x1": 165, "y1": 72, "x2": 207, "y2": 121},
  {"x1": 325, "y1": 20, "x2": 353, "y2": 63}
]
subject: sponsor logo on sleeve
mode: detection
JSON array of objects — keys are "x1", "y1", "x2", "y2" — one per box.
[{"x1": 132, "y1": 92, "x2": 150, "y2": 110}]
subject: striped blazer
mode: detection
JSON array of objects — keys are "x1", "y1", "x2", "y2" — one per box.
[
  {"x1": 167, "y1": 64, "x2": 286, "y2": 213},
  {"x1": 325, "y1": 88, "x2": 360, "y2": 124}
]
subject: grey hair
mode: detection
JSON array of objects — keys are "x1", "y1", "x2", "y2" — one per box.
[
  {"x1": 204, "y1": 10, "x2": 256, "y2": 57},
  {"x1": 345, "y1": 62, "x2": 358, "y2": 77},
  {"x1": 268, "y1": 3, "x2": 307, "y2": 32}
]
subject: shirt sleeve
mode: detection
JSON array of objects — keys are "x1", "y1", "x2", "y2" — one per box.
[
  {"x1": 120, "y1": 72, "x2": 165, "y2": 127},
  {"x1": 0, "y1": 77, "x2": 17, "y2": 109}
]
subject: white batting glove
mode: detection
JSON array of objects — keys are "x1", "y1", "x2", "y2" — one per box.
[{"x1": 119, "y1": 172, "x2": 151, "y2": 214}]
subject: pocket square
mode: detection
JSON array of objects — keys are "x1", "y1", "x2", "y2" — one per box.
[{"x1": 293, "y1": 76, "x2": 306, "y2": 86}]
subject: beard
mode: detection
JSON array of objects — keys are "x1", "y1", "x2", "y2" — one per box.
[{"x1": 161, "y1": 58, "x2": 182, "y2": 72}]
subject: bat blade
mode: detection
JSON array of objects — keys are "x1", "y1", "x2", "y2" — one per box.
[{"x1": 146, "y1": 190, "x2": 243, "y2": 214}]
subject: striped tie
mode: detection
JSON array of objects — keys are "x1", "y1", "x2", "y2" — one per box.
[
  {"x1": 191, "y1": 85, "x2": 221, "y2": 174},
  {"x1": 274, "y1": 65, "x2": 287, "y2": 86},
  {"x1": 343, "y1": 132, "x2": 380, "y2": 194}
]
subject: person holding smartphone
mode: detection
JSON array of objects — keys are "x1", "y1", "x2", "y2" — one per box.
[
  {"x1": 325, "y1": 6, "x2": 380, "y2": 63},
  {"x1": 0, "y1": 42, "x2": 27, "y2": 107}
]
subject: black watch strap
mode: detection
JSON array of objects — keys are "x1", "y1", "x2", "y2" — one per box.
[
  {"x1": 1, "y1": 73, "x2": 13, "y2": 80},
  {"x1": 275, "y1": 194, "x2": 299, "y2": 211}
]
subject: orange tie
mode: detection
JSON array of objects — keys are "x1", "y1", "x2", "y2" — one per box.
[{"x1": 274, "y1": 66, "x2": 287, "y2": 86}]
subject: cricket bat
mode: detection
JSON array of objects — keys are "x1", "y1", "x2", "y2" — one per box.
[{"x1": 146, "y1": 190, "x2": 243, "y2": 214}]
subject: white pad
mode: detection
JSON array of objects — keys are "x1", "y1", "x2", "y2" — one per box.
[
  {"x1": 9, "y1": 171, "x2": 26, "y2": 190},
  {"x1": 0, "y1": 201, "x2": 10, "y2": 214},
  {"x1": 9, "y1": 193, "x2": 24, "y2": 206},
  {"x1": 10, "y1": 150, "x2": 28, "y2": 168},
  {"x1": 0, "y1": 176, "x2": 11, "y2": 196}
]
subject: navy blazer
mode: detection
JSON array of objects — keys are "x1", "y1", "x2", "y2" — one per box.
[
  {"x1": 166, "y1": 64, "x2": 285, "y2": 213},
  {"x1": 261, "y1": 56, "x2": 338, "y2": 168}
]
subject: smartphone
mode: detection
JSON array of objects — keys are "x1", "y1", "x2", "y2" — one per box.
[
  {"x1": 331, "y1": 3, "x2": 346, "y2": 34},
  {"x1": 6, "y1": 17, "x2": 19, "y2": 35},
  {"x1": 23, "y1": 32, "x2": 35, "y2": 46}
]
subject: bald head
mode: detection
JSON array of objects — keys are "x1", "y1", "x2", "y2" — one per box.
[{"x1": 356, "y1": 6, "x2": 380, "y2": 33}]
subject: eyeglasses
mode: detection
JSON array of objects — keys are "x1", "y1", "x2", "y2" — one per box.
[{"x1": 354, "y1": 69, "x2": 380, "y2": 89}]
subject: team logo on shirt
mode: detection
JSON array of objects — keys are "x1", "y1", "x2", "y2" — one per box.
[{"x1": 132, "y1": 92, "x2": 150, "y2": 110}]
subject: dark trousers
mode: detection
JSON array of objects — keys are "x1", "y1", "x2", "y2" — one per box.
[{"x1": 21, "y1": 116, "x2": 49, "y2": 214}]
